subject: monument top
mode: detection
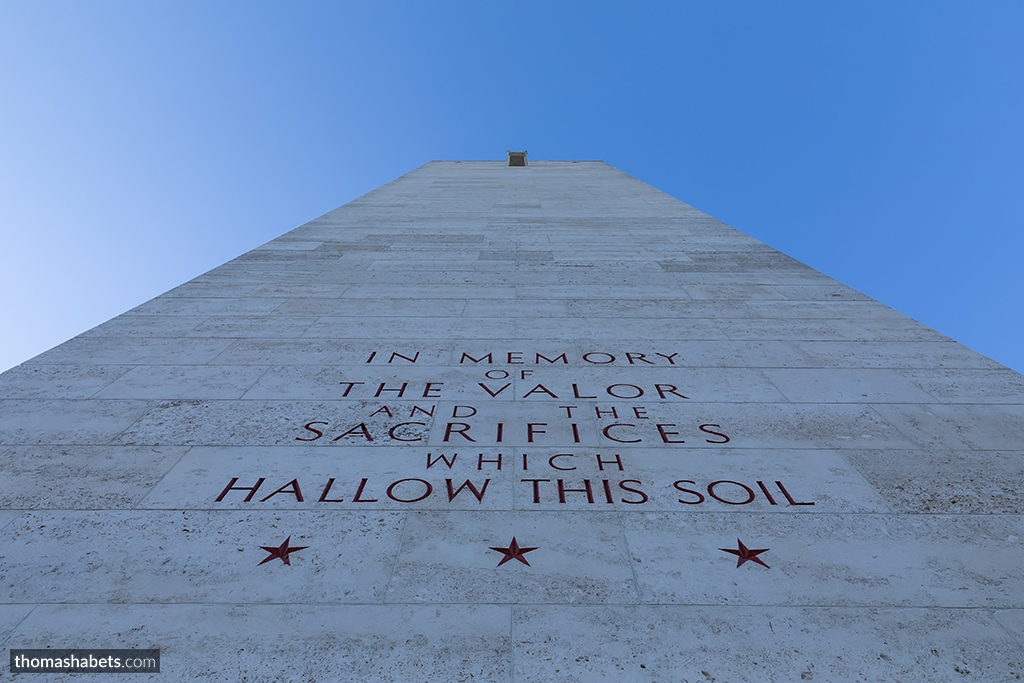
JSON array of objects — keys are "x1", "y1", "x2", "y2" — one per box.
[{"x1": 507, "y1": 150, "x2": 528, "y2": 166}]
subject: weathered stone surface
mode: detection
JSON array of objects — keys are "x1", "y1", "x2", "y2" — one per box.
[
  {"x1": 7, "y1": 604, "x2": 511, "y2": 681},
  {"x1": 514, "y1": 606, "x2": 1024, "y2": 682}
]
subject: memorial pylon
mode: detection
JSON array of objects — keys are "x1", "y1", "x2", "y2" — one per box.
[{"x1": 1, "y1": 158, "x2": 1023, "y2": 680}]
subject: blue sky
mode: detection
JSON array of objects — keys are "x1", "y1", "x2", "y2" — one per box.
[{"x1": 1, "y1": 2, "x2": 1022, "y2": 373}]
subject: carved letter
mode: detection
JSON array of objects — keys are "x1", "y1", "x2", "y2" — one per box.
[
  {"x1": 478, "y1": 453, "x2": 502, "y2": 470},
  {"x1": 656, "y1": 424, "x2": 685, "y2": 444},
  {"x1": 522, "y1": 384, "x2": 559, "y2": 398},
  {"x1": 352, "y1": 478, "x2": 378, "y2": 502},
  {"x1": 388, "y1": 422, "x2": 425, "y2": 442},
  {"x1": 443, "y1": 423, "x2": 476, "y2": 442},
  {"x1": 427, "y1": 453, "x2": 458, "y2": 469},
  {"x1": 606, "y1": 384, "x2": 643, "y2": 399},
  {"x1": 673, "y1": 480, "x2": 705, "y2": 504},
  {"x1": 602, "y1": 424, "x2": 641, "y2": 443},
  {"x1": 572, "y1": 384, "x2": 597, "y2": 399},
  {"x1": 654, "y1": 384, "x2": 689, "y2": 399},
  {"x1": 527, "y1": 423, "x2": 547, "y2": 443},
  {"x1": 776, "y1": 481, "x2": 815, "y2": 506},
  {"x1": 375, "y1": 382, "x2": 408, "y2": 398},
  {"x1": 337, "y1": 382, "x2": 364, "y2": 397},
  {"x1": 215, "y1": 477, "x2": 265, "y2": 502},
  {"x1": 479, "y1": 382, "x2": 511, "y2": 397},
  {"x1": 446, "y1": 479, "x2": 490, "y2": 503},
  {"x1": 557, "y1": 479, "x2": 594, "y2": 503},
  {"x1": 386, "y1": 478, "x2": 432, "y2": 503},
  {"x1": 521, "y1": 478, "x2": 550, "y2": 503},
  {"x1": 618, "y1": 479, "x2": 649, "y2": 504},
  {"x1": 548, "y1": 454, "x2": 576, "y2": 471},
  {"x1": 699, "y1": 424, "x2": 731, "y2": 443},
  {"x1": 296, "y1": 421, "x2": 327, "y2": 442},
  {"x1": 318, "y1": 478, "x2": 344, "y2": 502}
]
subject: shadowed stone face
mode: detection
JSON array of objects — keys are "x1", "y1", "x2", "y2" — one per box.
[{"x1": 0, "y1": 160, "x2": 1022, "y2": 680}]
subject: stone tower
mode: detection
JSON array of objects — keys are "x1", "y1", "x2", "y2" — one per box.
[{"x1": 1, "y1": 158, "x2": 1022, "y2": 679}]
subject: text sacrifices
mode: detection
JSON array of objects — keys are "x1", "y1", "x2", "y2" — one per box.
[{"x1": 294, "y1": 412, "x2": 729, "y2": 445}]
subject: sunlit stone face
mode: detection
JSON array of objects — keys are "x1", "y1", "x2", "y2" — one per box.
[{"x1": 1, "y1": 160, "x2": 1022, "y2": 680}]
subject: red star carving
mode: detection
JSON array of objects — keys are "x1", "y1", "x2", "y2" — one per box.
[
  {"x1": 258, "y1": 536, "x2": 309, "y2": 566},
  {"x1": 489, "y1": 537, "x2": 538, "y2": 567},
  {"x1": 719, "y1": 539, "x2": 770, "y2": 569}
]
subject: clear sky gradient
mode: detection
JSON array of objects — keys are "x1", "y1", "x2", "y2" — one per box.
[{"x1": 1, "y1": 2, "x2": 1022, "y2": 373}]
